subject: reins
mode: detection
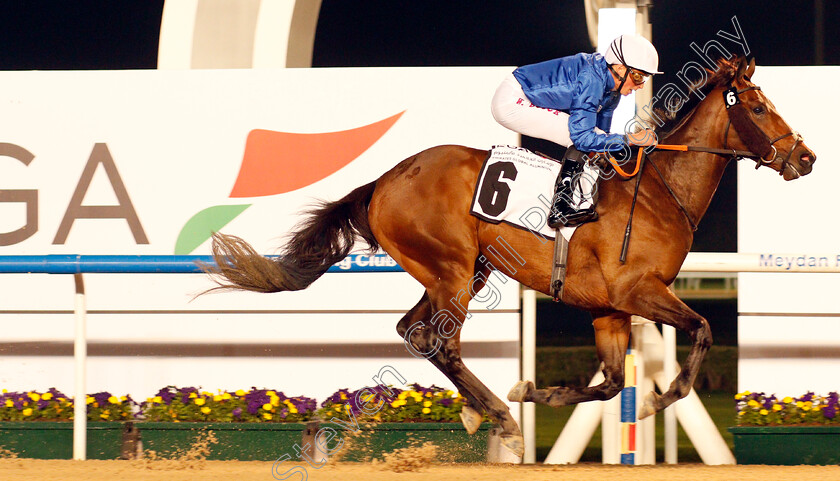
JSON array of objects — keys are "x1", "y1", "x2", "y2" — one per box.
[{"x1": 612, "y1": 81, "x2": 803, "y2": 262}]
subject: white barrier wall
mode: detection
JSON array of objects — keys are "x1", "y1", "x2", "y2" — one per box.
[
  {"x1": 0, "y1": 68, "x2": 521, "y2": 412},
  {"x1": 738, "y1": 66, "x2": 840, "y2": 394}
]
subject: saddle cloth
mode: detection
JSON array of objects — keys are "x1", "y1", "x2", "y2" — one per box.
[{"x1": 470, "y1": 145, "x2": 580, "y2": 242}]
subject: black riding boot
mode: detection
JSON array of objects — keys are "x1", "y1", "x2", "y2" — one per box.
[{"x1": 547, "y1": 157, "x2": 598, "y2": 229}]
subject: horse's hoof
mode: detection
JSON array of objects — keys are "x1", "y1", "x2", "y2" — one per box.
[
  {"x1": 459, "y1": 405, "x2": 482, "y2": 435},
  {"x1": 507, "y1": 380, "x2": 534, "y2": 402},
  {"x1": 638, "y1": 391, "x2": 661, "y2": 419},
  {"x1": 500, "y1": 434, "x2": 525, "y2": 458}
]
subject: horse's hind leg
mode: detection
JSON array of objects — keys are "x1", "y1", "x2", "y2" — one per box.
[
  {"x1": 509, "y1": 311, "x2": 631, "y2": 407},
  {"x1": 396, "y1": 268, "x2": 523, "y2": 456},
  {"x1": 395, "y1": 292, "x2": 485, "y2": 433}
]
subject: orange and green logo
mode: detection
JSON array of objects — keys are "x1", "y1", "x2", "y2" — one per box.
[{"x1": 174, "y1": 111, "x2": 404, "y2": 254}]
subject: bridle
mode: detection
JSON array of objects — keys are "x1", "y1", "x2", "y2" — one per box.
[
  {"x1": 721, "y1": 84, "x2": 804, "y2": 176},
  {"x1": 644, "y1": 79, "x2": 805, "y2": 232}
]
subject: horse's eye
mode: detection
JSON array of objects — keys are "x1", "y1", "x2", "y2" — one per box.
[{"x1": 752, "y1": 106, "x2": 765, "y2": 115}]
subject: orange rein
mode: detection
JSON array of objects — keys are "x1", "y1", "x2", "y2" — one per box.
[{"x1": 603, "y1": 144, "x2": 688, "y2": 178}]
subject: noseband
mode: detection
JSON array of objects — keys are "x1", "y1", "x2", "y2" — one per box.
[{"x1": 722, "y1": 85, "x2": 804, "y2": 175}]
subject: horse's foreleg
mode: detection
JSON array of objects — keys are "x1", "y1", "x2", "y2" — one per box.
[
  {"x1": 615, "y1": 274, "x2": 712, "y2": 418},
  {"x1": 508, "y1": 312, "x2": 630, "y2": 407}
]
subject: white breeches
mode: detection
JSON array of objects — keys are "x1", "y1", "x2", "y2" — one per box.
[{"x1": 491, "y1": 73, "x2": 574, "y2": 147}]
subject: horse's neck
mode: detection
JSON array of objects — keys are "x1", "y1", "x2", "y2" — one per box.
[{"x1": 654, "y1": 98, "x2": 731, "y2": 224}]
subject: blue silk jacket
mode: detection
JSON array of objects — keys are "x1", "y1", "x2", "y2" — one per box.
[{"x1": 513, "y1": 53, "x2": 627, "y2": 152}]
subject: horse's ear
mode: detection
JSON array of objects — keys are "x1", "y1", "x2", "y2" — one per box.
[{"x1": 745, "y1": 57, "x2": 756, "y2": 79}]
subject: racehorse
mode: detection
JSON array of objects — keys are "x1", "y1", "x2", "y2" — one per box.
[{"x1": 203, "y1": 56, "x2": 815, "y2": 456}]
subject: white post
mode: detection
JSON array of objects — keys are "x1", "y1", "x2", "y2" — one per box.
[
  {"x1": 601, "y1": 393, "x2": 621, "y2": 464},
  {"x1": 73, "y1": 273, "x2": 87, "y2": 461},
  {"x1": 543, "y1": 371, "x2": 605, "y2": 464},
  {"x1": 521, "y1": 288, "x2": 537, "y2": 464},
  {"x1": 662, "y1": 324, "x2": 678, "y2": 464}
]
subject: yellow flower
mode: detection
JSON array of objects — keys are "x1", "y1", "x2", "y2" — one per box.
[
  {"x1": 803, "y1": 406, "x2": 811, "y2": 412},
  {"x1": 334, "y1": 405, "x2": 343, "y2": 412},
  {"x1": 235, "y1": 390, "x2": 246, "y2": 397},
  {"x1": 796, "y1": 401, "x2": 804, "y2": 408},
  {"x1": 340, "y1": 393, "x2": 348, "y2": 400},
  {"x1": 42, "y1": 392, "x2": 53, "y2": 401},
  {"x1": 222, "y1": 393, "x2": 232, "y2": 400},
  {"x1": 270, "y1": 396, "x2": 280, "y2": 407},
  {"x1": 22, "y1": 408, "x2": 33, "y2": 416},
  {"x1": 100, "y1": 411, "x2": 110, "y2": 419},
  {"x1": 783, "y1": 397, "x2": 794, "y2": 404},
  {"x1": 773, "y1": 404, "x2": 783, "y2": 412},
  {"x1": 189, "y1": 392, "x2": 198, "y2": 398},
  {"x1": 153, "y1": 396, "x2": 163, "y2": 403},
  {"x1": 213, "y1": 395, "x2": 223, "y2": 402},
  {"x1": 423, "y1": 401, "x2": 432, "y2": 407},
  {"x1": 201, "y1": 407, "x2": 211, "y2": 414},
  {"x1": 86, "y1": 396, "x2": 94, "y2": 405},
  {"x1": 267, "y1": 391, "x2": 276, "y2": 397},
  {"x1": 289, "y1": 406, "x2": 298, "y2": 414},
  {"x1": 759, "y1": 409, "x2": 769, "y2": 416},
  {"x1": 747, "y1": 400, "x2": 760, "y2": 408},
  {"x1": 738, "y1": 411, "x2": 745, "y2": 416},
  {"x1": 120, "y1": 396, "x2": 127, "y2": 402},
  {"x1": 194, "y1": 398, "x2": 206, "y2": 406},
  {"x1": 422, "y1": 408, "x2": 431, "y2": 414},
  {"x1": 426, "y1": 392, "x2": 433, "y2": 397},
  {"x1": 202, "y1": 391, "x2": 213, "y2": 397},
  {"x1": 108, "y1": 396, "x2": 119, "y2": 404},
  {"x1": 262, "y1": 403, "x2": 273, "y2": 411},
  {"x1": 4, "y1": 400, "x2": 13, "y2": 408},
  {"x1": 263, "y1": 413, "x2": 272, "y2": 420},
  {"x1": 390, "y1": 399, "x2": 406, "y2": 408},
  {"x1": 29, "y1": 393, "x2": 40, "y2": 402},
  {"x1": 804, "y1": 401, "x2": 813, "y2": 409}
]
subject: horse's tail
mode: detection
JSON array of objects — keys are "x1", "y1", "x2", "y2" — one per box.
[{"x1": 203, "y1": 181, "x2": 379, "y2": 293}]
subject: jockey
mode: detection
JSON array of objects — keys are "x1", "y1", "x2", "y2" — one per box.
[{"x1": 491, "y1": 34, "x2": 662, "y2": 228}]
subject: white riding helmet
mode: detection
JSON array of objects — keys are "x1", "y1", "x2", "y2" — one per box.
[{"x1": 604, "y1": 34, "x2": 663, "y2": 75}]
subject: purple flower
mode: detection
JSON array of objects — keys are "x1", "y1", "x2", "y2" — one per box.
[
  {"x1": 232, "y1": 407, "x2": 243, "y2": 418},
  {"x1": 48, "y1": 388, "x2": 68, "y2": 400},
  {"x1": 178, "y1": 387, "x2": 199, "y2": 404},
  {"x1": 439, "y1": 398, "x2": 453, "y2": 407},
  {"x1": 799, "y1": 392, "x2": 815, "y2": 402},
  {"x1": 92, "y1": 391, "x2": 112, "y2": 406},
  {"x1": 823, "y1": 405, "x2": 837, "y2": 419},
  {"x1": 37, "y1": 400, "x2": 50, "y2": 410},
  {"x1": 155, "y1": 387, "x2": 177, "y2": 404}
]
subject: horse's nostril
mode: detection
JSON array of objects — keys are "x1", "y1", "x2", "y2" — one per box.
[{"x1": 801, "y1": 153, "x2": 815, "y2": 164}]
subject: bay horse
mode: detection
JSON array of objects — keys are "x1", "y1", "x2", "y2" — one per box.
[{"x1": 203, "y1": 56, "x2": 815, "y2": 456}]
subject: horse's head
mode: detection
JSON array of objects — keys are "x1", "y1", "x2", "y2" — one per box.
[{"x1": 721, "y1": 57, "x2": 816, "y2": 180}]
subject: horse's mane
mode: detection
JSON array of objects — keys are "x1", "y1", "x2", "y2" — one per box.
[{"x1": 652, "y1": 56, "x2": 744, "y2": 139}]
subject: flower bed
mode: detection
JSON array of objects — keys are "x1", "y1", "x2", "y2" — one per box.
[
  {"x1": 730, "y1": 391, "x2": 840, "y2": 465},
  {"x1": 141, "y1": 386, "x2": 317, "y2": 422},
  {"x1": 0, "y1": 389, "x2": 135, "y2": 421},
  {"x1": 734, "y1": 391, "x2": 839, "y2": 426},
  {"x1": 0, "y1": 384, "x2": 491, "y2": 461}
]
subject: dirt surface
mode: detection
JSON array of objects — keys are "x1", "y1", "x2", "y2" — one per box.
[{"x1": 0, "y1": 459, "x2": 838, "y2": 481}]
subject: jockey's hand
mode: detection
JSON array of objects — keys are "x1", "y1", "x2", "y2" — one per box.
[{"x1": 627, "y1": 129, "x2": 658, "y2": 147}]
